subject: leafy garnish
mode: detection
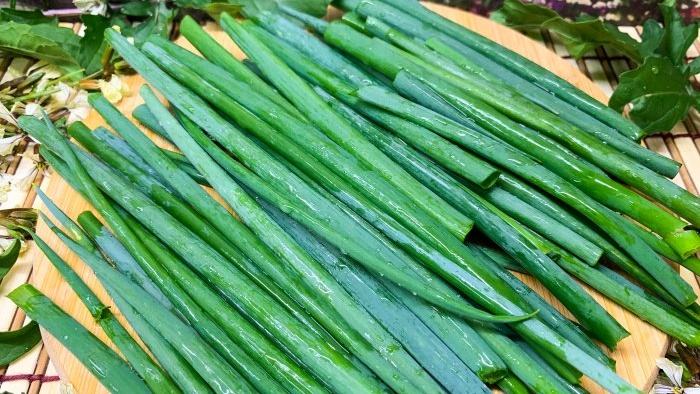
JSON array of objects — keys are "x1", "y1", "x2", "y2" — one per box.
[
  {"x1": 609, "y1": 56, "x2": 696, "y2": 133},
  {"x1": 491, "y1": 0, "x2": 642, "y2": 62},
  {"x1": 0, "y1": 21, "x2": 82, "y2": 76},
  {"x1": 122, "y1": 1, "x2": 177, "y2": 47},
  {"x1": 492, "y1": 0, "x2": 699, "y2": 135},
  {"x1": 0, "y1": 321, "x2": 42, "y2": 367},
  {"x1": 0, "y1": 9, "x2": 56, "y2": 25},
  {"x1": 0, "y1": 0, "x2": 331, "y2": 78},
  {"x1": 78, "y1": 15, "x2": 115, "y2": 75}
]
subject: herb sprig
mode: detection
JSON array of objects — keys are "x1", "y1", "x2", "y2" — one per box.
[{"x1": 493, "y1": 0, "x2": 699, "y2": 135}]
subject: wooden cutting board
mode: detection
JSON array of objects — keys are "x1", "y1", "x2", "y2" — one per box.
[{"x1": 30, "y1": 3, "x2": 700, "y2": 393}]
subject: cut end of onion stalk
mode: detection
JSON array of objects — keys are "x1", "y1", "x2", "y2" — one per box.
[{"x1": 664, "y1": 229, "x2": 700, "y2": 260}]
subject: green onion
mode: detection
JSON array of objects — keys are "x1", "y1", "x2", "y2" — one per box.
[
  {"x1": 220, "y1": 14, "x2": 474, "y2": 241},
  {"x1": 8, "y1": 284, "x2": 152, "y2": 394},
  {"x1": 345, "y1": 0, "x2": 645, "y2": 141},
  {"x1": 53, "y1": 230, "x2": 256, "y2": 394},
  {"x1": 29, "y1": 224, "x2": 180, "y2": 394},
  {"x1": 140, "y1": 84, "x2": 449, "y2": 393},
  {"x1": 104, "y1": 28, "x2": 643, "y2": 394},
  {"x1": 355, "y1": 85, "x2": 697, "y2": 307}
]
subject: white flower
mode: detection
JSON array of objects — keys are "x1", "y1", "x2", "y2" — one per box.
[
  {"x1": 0, "y1": 101, "x2": 17, "y2": 128},
  {"x1": 50, "y1": 82, "x2": 74, "y2": 107},
  {"x1": 47, "y1": 83, "x2": 90, "y2": 125},
  {"x1": 0, "y1": 182, "x2": 10, "y2": 204},
  {"x1": 650, "y1": 358, "x2": 700, "y2": 394},
  {"x1": 19, "y1": 150, "x2": 42, "y2": 164},
  {"x1": 97, "y1": 75, "x2": 130, "y2": 104},
  {"x1": 73, "y1": 0, "x2": 107, "y2": 15},
  {"x1": 0, "y1": 135, "x2": 23, "y2": 157},
  {"x1": 66, "y1": 89, "x2": 90, "y2": 125},
  {"x1": 0, "y1": 166, "x2": 36, "y2": 204},
  {"x1": 23, "y1": 103, "x2": 42, "y2": 117}
]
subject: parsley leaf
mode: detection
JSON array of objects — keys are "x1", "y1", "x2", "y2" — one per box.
[
  {"x1": 490, "y1": 0, "x2": 556, "y2": 27},
  {"x1": 657, "y1": 0, "x2": 698, "y2": 66},
  {"x1": 493, "y1": 0, "x2": 699, "y2": 135},
  {"x1": 492, "y1": 0, "x2": 642, "y2": 62},
  {"x1": 610, "y1": 57, "x2": 695, "y2": 133},
  {"x1": 688, "y1": 57, "x2": 700, "y2": 75}
]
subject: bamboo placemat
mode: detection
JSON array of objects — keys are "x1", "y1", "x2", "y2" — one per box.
[{"x1": 0, "y1": 17, "x2": 698, "y2": 394}]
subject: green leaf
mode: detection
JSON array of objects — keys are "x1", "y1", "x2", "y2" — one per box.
[
  {"x1": 491, "y1": 0, "x2": 641, "y2": 62},
  {"x1": 78, "y1": 15, "x2": 114, "y2": 75},
  {"x1": 174, "y1": 0, "x2": 215, "y2": 8},
  {"x1": 638, "y1": 19, "x2": 664, "y2": 59},
  {"x1": 0, "y1": 21, "x2": 82, "y2": 76},
  {"x1": 122, "y1": 1, "x2": 176, "y2": 47},
  {"x1": 120, "y1": 1, "x2": 156, "y2": 17},
  {"x1": 491, "y1": 0, "x2": 557, "y2": 28},
  {"x1": 0, "y1": 321, "x2": 42, "y2": 367},
  {"x1": 610, "y1": 56, "x2": 695, "y2": 134},
  {"x1": 688, "y1": 57, "x2": 700, "y2": 75},
  {"x1": 202, "y1": 3, "x2": 243, "y2": 22},
  {"x1": 0, "y1": 238, "x2": 20, "y2": 284},
  {"x1": 0, "y1": 9, "x2": 56, "y2": 25},
  {"x1": 543, "y1": 17, "x2": 642, "y2": 62},
  {"x1": 658, "y1": 0, "x2": 698, "y2": 66}
]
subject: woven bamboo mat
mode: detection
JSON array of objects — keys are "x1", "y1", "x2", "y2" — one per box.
[{"x1": 0, "y1": 18, "x2": 698, "y2": 394}]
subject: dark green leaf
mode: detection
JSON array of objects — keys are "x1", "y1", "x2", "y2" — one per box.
[
  {"x1": 0, "y1": 239, "x2": 20, "y2": 284},
  {"x1": 688, "y1": 57, "x2": 700, "y2": 75},
  {"x1": 627, "y1": 92, "x2": 694, "y2": 133},
  {"x1": 120, "y1": 1, "x2": 156, "y2": 17},
  {"x1": 638, "y1": 19, "x2": 664, "y2": 59},
  {"x1": 202, "y1": 3, "x2": 243, "y2": 22},
  {"x1": 543, "y1": 18, "x2": 641, "y2": 62},
  {"x1": 658, "y1": 0, "x2": 698, "y2": 66},
  {"x1": 610, "y1": 56, "x2": 695, "y2": 134},
  {"x1": 174, "y1": 0, "x2": 214, "y2": 8},
  {"x1": 0, "y1": 9, "x2": 56, "y2": 25},
  {"x1": 123, "y1": 1, "x2": 176, "y2": 47},
  {"x1": 0, "y1": 320, "x2": 41, "y2": 367},
  {"x1": 490, "y1": 0, "x2": 557, "y2": 28},
  {"x1": 0, "y1": 21, "x2": 82, "y2": 76},
  {"x1": 79, "y1": 15, "x2": 114, "y2": 75},
  {"x1": 491, "y1": 0, "x2": 641, "y2": 62}
]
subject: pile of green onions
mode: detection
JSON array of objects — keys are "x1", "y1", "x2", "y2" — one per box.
[{"x1": 9, "y1": 1, "x2": 700, "y2": 393}]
